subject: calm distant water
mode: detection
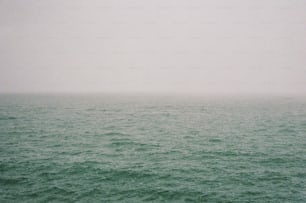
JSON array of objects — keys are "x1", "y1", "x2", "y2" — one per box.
[{"x1": 1, "y1": 94, "x2": 306, "y2": 202}]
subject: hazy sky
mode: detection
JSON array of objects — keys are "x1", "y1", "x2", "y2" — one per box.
[{"x1": 1, "y1": 0, "x2": 306, "y2": 94}]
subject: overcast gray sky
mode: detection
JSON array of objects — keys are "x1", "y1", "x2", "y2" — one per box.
[{"x1": 0, "y1": 0, "x2": 306, "y2": 94}]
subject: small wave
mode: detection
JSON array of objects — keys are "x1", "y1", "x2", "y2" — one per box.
[
  {"x1": 278, "y1": 127, "x2": 296, "y2": 134},
  {"x1": 0, "y1": 176, "x2": 27, "y2": 185},
  {"x1": 102, "y1": 132, "x2": 130, "y2": 137},
  {"x1": 31, "y1": 186, "x2": 77, "y2": 202},
  {"x1": 257, "y1": 171, "x2": 289, "y2": 182},
  {"x1": 209, "y1": 138, "x2": 222, "y2": 143},
  {"x1": 253, "y1": 128, "x2": 267, "y2": 133},
  {"x1": 114, "y1": 187, "x2": 206, "y2": 202},
  {"x1": 189, "y1": 130, "x2": 200, "y2": 135},
  {"x1": 109, "y1": 138, "x2": 134, "y2": 146},
  {"x1": 0, "y1": 116, "x2": 17, "y2": 120},
  {"x1": 86, "y1": 108, "x2": 95, "y2": 111}
]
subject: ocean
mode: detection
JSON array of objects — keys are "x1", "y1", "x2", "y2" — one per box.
[{"x1": 0, "y1": 94, "x2": 305, "y2": 202}]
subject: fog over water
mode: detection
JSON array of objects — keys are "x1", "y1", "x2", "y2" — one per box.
[{"x1": 1, "y1": 0, "x2": 306, "y2": 95}]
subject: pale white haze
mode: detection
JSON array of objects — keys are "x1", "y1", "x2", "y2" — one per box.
[{"x1": 1, "y1": 0, "x2": 306, "y2": 95}]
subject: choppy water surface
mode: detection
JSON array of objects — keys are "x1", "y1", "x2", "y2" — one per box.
[{"x1": 0, "y1": 94, "x2": 306, "y2": 202}]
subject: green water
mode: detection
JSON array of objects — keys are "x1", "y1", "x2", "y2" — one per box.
[{"x1": 1, "y1": 94, "x2": 306, "y2": 202}]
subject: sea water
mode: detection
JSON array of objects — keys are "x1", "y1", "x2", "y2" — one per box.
[{"x1": 0, "y1": 94, "x2": 306, "y2": 202}]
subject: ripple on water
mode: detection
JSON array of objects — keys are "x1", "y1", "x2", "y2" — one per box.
[
  {"x1": 0, "y1": 116, "x2": 17, "y2": 120},
  {"x1": 1, "y1": 96, "x2": 306, "y2": 202}
]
